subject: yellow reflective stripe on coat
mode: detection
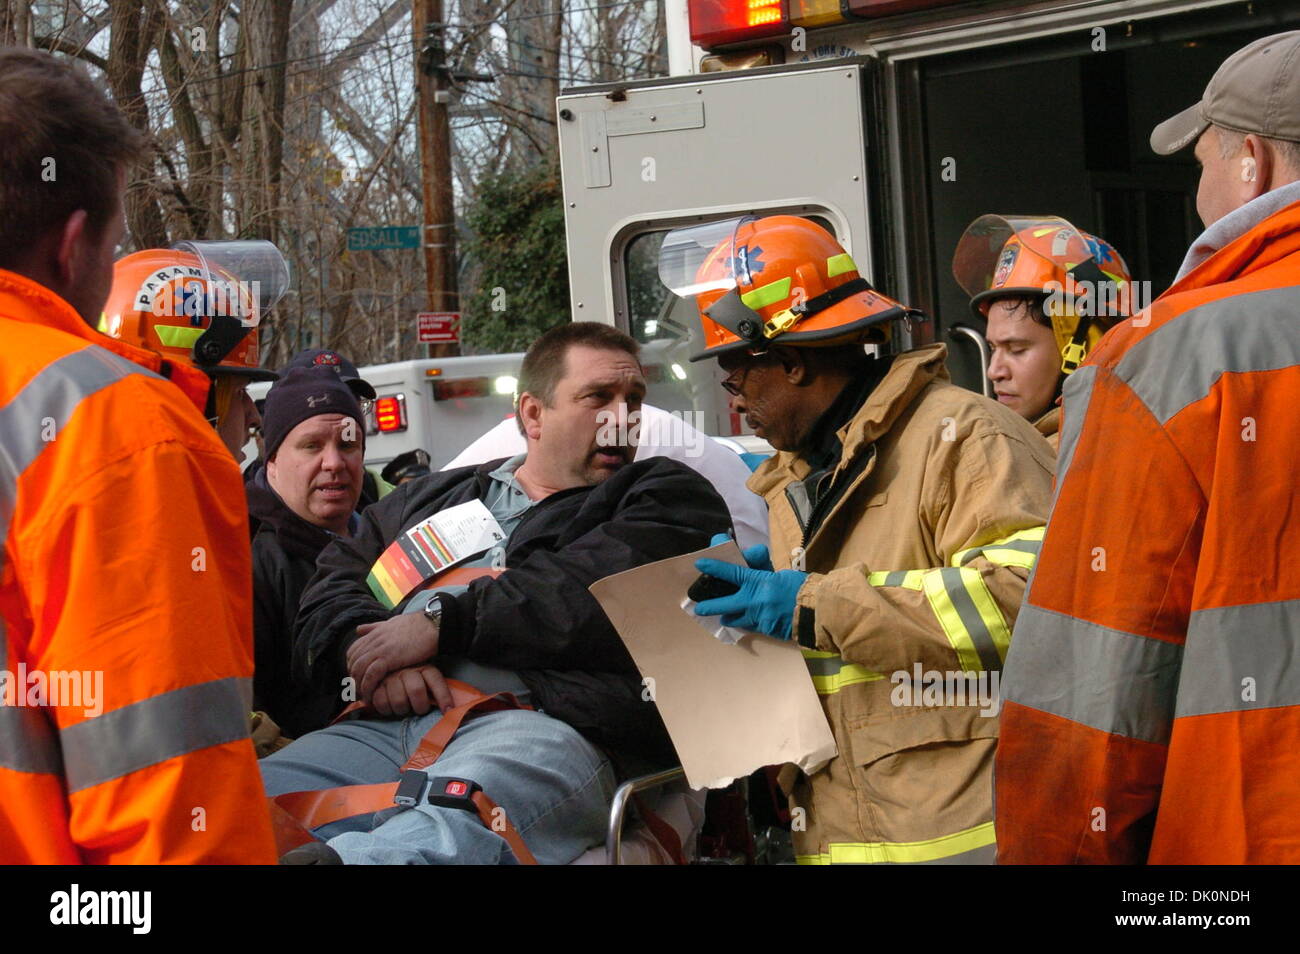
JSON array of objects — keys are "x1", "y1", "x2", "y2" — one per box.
[
  {"x1": 795, "y1": 821, "x2": 996, "y2": 864},
  {"x1": 801, "y1": 648, "x2": 884, "y2": 694},
  {"x1": 866, "y1": 569, "x2": 925, "y2": 589},
  {"x1": 922, "y1": 567, "x2": 1010, "y2": 672},
  {"x1": 951, "y1": 526, "x2": 1044, "y2": 569}
]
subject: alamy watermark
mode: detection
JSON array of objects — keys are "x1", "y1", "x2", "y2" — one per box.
[
  {"x1": 50, "y1": 884, "x2": 150, "y2": 934},
  {"x1": 595, "y1": 407, "x2": 710, "y2": 457},
  {"x1": 0, "y1": 665, "x2": 103, "y2": 717},
  {"x1": 890, "y1": 663, "x2": 1000, "y2": 717},
  {"x1": 1042, "y1": 276, "x2": 1153, "y2": 319}
]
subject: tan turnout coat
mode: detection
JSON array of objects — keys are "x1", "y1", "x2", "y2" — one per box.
[{"x1": 750, "y1": 344, "x2": 1054, "y2": 863}]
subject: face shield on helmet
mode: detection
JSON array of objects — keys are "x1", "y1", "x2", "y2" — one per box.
[
  {"x1": 658, "y1": 214, "x2": 920, "y2": 362},
  {"x1": 100, "y1": 239, "x2": 290, "y2": 380},
  {"x1": 952, "y1": 215, "x2": 1133, "y2": 374}
]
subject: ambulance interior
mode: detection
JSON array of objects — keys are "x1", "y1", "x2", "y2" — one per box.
[{"x1": 917, "y1": 2, "x2": 1300, "y2": 388}]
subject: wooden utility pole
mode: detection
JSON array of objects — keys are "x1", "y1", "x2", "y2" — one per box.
[{"x1": 414, "y1": 0, "x2": 460, "y2": 357}]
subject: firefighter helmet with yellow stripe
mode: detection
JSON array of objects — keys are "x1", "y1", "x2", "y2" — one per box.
[
  {"x1": 659, "y1": 215, "x2": 917, "y2": 361},
  {"x1": 99, "y1": 239, "x2": 289, "y2": 381},
  {"x1": 952, "y1": 215, "x2": 1133, "y2": 375}
]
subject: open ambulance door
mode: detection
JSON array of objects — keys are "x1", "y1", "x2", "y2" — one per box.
[{"x1": 557, "y1": 60, "x2": 907, "y2": 439}]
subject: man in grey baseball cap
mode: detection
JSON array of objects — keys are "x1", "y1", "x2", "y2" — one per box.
[
  {"x1": 1151, "y1": 30, "x2": 1300, "y2": 238},
  {"x1": 996, "y1": 31, "x2": 1300, "y2": 865}
]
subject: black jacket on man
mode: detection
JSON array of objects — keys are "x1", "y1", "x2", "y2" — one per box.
[
  {"x1": 294, "y1": 455, "x2": 733, "y2": 770},
  {"x1": 247, "y1": 468, "x2": 348, "y2": 738}
]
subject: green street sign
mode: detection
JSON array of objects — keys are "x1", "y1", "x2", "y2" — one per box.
[{"x1": 347, "y1": 226, "x2": 421, "y2": 251}]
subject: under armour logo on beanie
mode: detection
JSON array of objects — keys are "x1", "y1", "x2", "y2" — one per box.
[{"x1": 262, "y1": 366, "x2": 366, "y2": 460}]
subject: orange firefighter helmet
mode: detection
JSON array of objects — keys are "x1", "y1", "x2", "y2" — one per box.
[
  {"x1": 99, "y1": 239, "x2": 289, "y2": 380},
  {"x1": 952, "y1": 215, "x2": 1134, "y2": 374},
  {"x1": 659, "y1": 215, "x2": 919, "y2": 361}
]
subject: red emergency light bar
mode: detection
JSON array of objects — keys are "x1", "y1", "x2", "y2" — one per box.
[
  {"x1": 374, "y1": 394, "x2": 408, "y2": 432},
  {"x1": 689, "y1": 0, "x2": 789, "y2": 49}
]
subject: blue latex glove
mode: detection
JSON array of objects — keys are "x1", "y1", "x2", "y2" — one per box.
[
  {"x1": 693, "y1": 558, "x2": 807, "y2": 640},
  {"x1": 708, "y1": 532, "x2": 773, "y2": 572}
]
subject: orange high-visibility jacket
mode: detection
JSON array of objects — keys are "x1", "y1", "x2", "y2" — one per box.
[
  {"x1": 0, "y1": 269, "x2": 276, "y2": 863},
  {"x1": 996, "y1": 198, "x2": 1300, "y2": 864}
]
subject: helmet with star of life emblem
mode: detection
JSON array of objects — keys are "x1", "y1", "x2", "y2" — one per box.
[
  {"x1": 658, "y1": 215, "x2": 921, "y2": 362},
  {"x1": 98, "y1": 239, "x2": 289, "y2": 381},
  {"x1": 952, "y1": 215, "x2": 1133, "y2": 375}
]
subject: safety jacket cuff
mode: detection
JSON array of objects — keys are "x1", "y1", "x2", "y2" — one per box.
[{"x1": 795, "y1": 574, "x2": 823, "y2": 649}]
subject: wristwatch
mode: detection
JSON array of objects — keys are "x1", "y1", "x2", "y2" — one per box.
[{"x1": 423, "y1": 594, "x2": 443, "y2": 626}]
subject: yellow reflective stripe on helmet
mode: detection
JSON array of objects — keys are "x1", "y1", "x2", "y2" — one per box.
[
  {"x1": 951, "y1": 526, "x2": 1044, "y2": 570},
  {"x1": 826, "y1": 252, "x2": 856, "y2": 278},
  {"x1": 866, "y1": 569, "x2": 925, "y2": 589},
  {"x1": 801, "y1": 648, "x2": 884, "y2": 694},
  {"x1": 818, "y1": 821, "x2": 996, "y2": 864},
  {"x1": 155, "y1": 325, "x2": 206, "y2": 349},
  {"x1": 922, "y1": 567, "x2": 1009, "y2": 672},
  {"x1": 740, "y1": 276, "x2": 792, "y2": 311}
]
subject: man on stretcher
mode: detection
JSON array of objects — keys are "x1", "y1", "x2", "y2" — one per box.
[{"x1": 262, "y1": 322, "x2": 732, "y2": 864}]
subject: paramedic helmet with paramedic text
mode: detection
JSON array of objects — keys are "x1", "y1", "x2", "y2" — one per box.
[{"x1": 100, "y1": 239, "x2": 289, "y2": 383}]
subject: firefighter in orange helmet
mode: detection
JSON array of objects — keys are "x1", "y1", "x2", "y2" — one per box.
[
  {"x1": 666, "y1": 215, "x2": 1053, "y2": 864},
  {"x1": 952, "y1": 215, "x2": 1133, "y2": 448},
  {"x1": 100, "y1": 240, "x2": 288, "y2": 464}
]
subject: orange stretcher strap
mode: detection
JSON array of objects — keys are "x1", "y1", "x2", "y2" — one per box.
[{"x1": 271, "y1": 678, "x2": 537, "y2": 863}]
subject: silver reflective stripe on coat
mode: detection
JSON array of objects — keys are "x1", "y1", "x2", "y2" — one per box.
[
  {"x1": 1002, "y1": 604, "x2": 1182, "y2": 745},
  {"x1": 1115, "y1": 286, "x2": 1300, "y2": 426},
  {"x1": 1025, "y1": 366, "x2": 1099, "y2": 605},
  {"x1": 934, "y1": 567, "x2": 1004, "y2": 672},
  {"x1": 0, "y1": 346, "x2": 154, "y2": 666},
  {"x1": 61, "y1": 677, "x2": 252, "y2": 793},
  {"x1": 1175, "y1": 599, "x2": 1300, "y2": 718},
  {"x1": 0, "y1": 616, "x2": 63, "y2": 775},
  {"x1": 914, "y1": 841, "x2": 997, "y2": 865},
  {"x1": 1054, "y1": 364, "x2": 1097, "y2": 494}
]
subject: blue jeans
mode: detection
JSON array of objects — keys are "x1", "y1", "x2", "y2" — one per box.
[{"x1": 261, "y1": 707, "x2": 616, "y2": 864}]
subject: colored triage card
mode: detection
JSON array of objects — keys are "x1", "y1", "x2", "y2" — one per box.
[{"x1": 367, "y1": 499, "x2": 506, "y2": 609}]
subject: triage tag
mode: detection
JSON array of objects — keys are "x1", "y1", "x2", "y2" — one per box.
[{"x1": 366, "y1": 499, "x2": 506, "y2": 608}]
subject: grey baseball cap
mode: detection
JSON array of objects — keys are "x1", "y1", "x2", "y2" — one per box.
[{"x1": 1151, "y1": 31, "x2": 1300, "y2": 155}]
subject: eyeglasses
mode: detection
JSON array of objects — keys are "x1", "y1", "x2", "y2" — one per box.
[{"x1": 720, "y1": 365, "x2": 752, "y2": 398}]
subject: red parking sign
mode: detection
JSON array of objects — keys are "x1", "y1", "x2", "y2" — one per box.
[{"x1": 418, "y1": 312, "x2": 460, "y2": 343}]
